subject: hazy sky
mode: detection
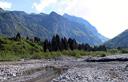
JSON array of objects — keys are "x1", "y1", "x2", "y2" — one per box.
[{"x1": 0, "y1": 0, "x2": 128, "y2": 38}]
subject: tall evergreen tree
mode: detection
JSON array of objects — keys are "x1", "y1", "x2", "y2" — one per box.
[
  {"x1": 61, "y1": 37, "x2": 68, "y2": 50},
  {"x1": 15, "y1": 32, "x2": 21, "y2": 40},
  {"x1": 51, "y1": 35, "x2": 57, "y2": 51},
  {"x1": 51, "y1": 34, "x2": 61, "y2": 51},
  {"x1": 34, "y1": 37, "x2": 40, "y2": 42},
  {"x1": 84, "y1": 44, "x2": 92, "y2": 51},
  {"x1": 43, "y1": 39, "x2": 48, "y2": 52},
  {"x1": 98, "y1": 45, "x2": 107, "y2": 51},
  {"x1": 55, "y1": 34, "x2": 61, "y2": 50},
  {"x1": 68, "y1": 38, "x2": 76, "y2": 50}
]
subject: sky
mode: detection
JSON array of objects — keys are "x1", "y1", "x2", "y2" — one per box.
[{"x1": 0, "y1": 0, "x2": 128, "y2": 38}]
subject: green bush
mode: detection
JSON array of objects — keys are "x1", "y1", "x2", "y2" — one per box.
[{"x1": 120, "y1": 49, "x2": 128, "y2": 53}]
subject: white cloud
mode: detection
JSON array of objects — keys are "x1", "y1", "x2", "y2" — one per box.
[
  {"x1": 33, "y1": 0, "x2": 76, "y2": 14},
  {"x1": 33, "y1": 0, "x2": 57, "y2": 13},
  {"x1": 33, "y1": 0, "x2": 128, "y2": 38},
  {"x1": 0, "y1": 1, "x2": 12, "y2": 9}
]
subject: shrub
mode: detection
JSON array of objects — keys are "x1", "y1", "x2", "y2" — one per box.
[{"x1": 121, "y1": 49, "x2": 128, "y2": 53}]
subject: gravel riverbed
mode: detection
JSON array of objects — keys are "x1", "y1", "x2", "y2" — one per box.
[{"x1": 0, "y1": 54, "x2": 128, "y2": 82}]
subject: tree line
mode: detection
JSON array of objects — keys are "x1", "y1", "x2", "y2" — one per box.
[
  {"x1": 43, "y1": 34, "x2": 107, "y2": 52},
  {"x1": 12, "y1": 33, "x2": 107, "y2": 52}
]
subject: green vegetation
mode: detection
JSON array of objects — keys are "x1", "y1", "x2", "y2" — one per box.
[
  {"x1": 0, "y1": 36, "x2": 43, "y2": 61},
  {"x1": 0, "y1": 34, "x2": 127, "y2": 61}
]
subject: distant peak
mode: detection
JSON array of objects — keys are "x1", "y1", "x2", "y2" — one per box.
[
  {"x1": 123, "y1": 29, "x2": 128, "y2": 33},
  {"x1": 0, "y1": 8, "x2": 4, "y2": 12},
  {"x1": 125, "y1": 29, "x2": 128, "y2": 31},
  {"x1": 50, "y1": 11, "x2": 57, "y2": 14},
  {"x1": 0, "y1": 8, "x2": 3, "y2": 10},
  {"x1": 49, "y1": 11, "x2": 61, "y2": 16},
  {"x1": 40, "y1": 13, "x2": 46, "y2": 15},
  {"x1": 63, "y1": 13, "x2": 69, "y2": 16},
  {"x1": 39, "y1": 13, "x2": 48, "y2": 16}
]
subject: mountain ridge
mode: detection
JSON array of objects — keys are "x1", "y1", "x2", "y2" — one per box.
[
  {"x1": 105, "y1": 29, "x2": 128, "y2": 48},
  {"x1": 63, "y1": 13, "x2": 108, "y2": 43},
  {"x1": 0, "y1": 9, "x2": 108, "y2": 45}
]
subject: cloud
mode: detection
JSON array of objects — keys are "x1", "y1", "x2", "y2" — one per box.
[
  {"x1": 33, "y1": 0, "x2": 57, "y2": 13},
  {"x1": 33, "y1": 0, "x2": 128, "y2": 38},
  {"x1": 0, "y1": 1, "x2": 12, "y2": 9},
  {"x1": 33, "y1": 0, "x2": 76, "y2": 14}
]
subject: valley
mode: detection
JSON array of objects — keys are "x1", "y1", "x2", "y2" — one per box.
[{"x1": 0, "y1": 8, "x2": 128, "y2": 82}]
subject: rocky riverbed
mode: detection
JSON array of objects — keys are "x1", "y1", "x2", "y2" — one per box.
[{"x1": 0, "y1": 54, "x2": 128, "y2": 82}]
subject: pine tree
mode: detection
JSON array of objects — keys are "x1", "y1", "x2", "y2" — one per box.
[
  {"x1": 34, "y1": 37, "x2": 40, "y2": 42},
  {"x1": 84, "y1": 44, "x2": 91, "y2": 51},
  {"x1": 15, "y1": 33, "x2": 21, "y2": 40},
  {"x1": 55, "y1": 34, "x2": 61, "y2": 50},
  {"x1": 51, "y1": 34, "x2": 61, "y2": 51},
  {"x1": 51, "y1": 35, "x2": 57, "y2": 51},
  {"x1": 98, "y1": 45, "x2": 107, "y2": 51},
  {"x1": 68, "y1": 38, "x2": 76, "y2": 50},
  {"x1": 61, "y1": 37, "x2": 68, "y2": 50},
  {"x1": 26, "y1": 36, "x2": 29, "y2": 40},
  {"x1": 43, "y1": 39, "x2": 48, "y2": 52}
]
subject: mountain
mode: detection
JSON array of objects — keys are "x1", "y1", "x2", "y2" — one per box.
[
  {"x1": 105, "y1": 29, "x2": 128, "y2": 48},
  {"x1": 63, "y1": 14, "x2": 108, "y2": 43},
  {"x1": 0, "y1": 8, "x2": 4, "y2": 12},
  {"x1": 0, "y1": 9, "x2": 108, "y2": 45}
]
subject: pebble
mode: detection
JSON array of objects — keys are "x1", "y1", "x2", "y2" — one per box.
[{"x1": 0, "y1": 54, "x2": 127, "y2": 82}]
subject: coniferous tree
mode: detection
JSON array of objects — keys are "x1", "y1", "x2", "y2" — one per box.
[
  {"x1": 51, "y1": 34, "x2": 61, "y2": 51},
  {"x1": 93, "y1": 46, "x2": 98, "y2": 51},
  {"x1": 34, "y1": 37, "x2": 40, "y2": 42},
  {"x1": 64, "y1": 37, "x2": 68, "y2": 50},
  {"x1": 26, "y1": 36, "x2": 29, "y2": 40},
  {"x1": 42, "y1": 34, "x2": 106, "y2": 52},
  {"x1": 55, "y1": 34, "x2": 61, "y2": 50},
  {"x1": 0, "y1": 42, "x2": 3, "y2": 50},
  {"x1": 72, "y1": 39, "x2": 78, "y2": 50},
  {"x1": 51, "y1": 35, "x2": 57, "y2": 51},
  {"x1": 47, "y1": 41, "x2": 52, "y2": 51},
  {"x1": 43, "y1": 39, "x2": 48, "y2": 52},
  {"x1": 68, "y1": 38, "x2": 75, "y2": 50},
  {"x1": 15, "y1": 32, "x2": 21, "y2": 40},
  {"x1": 61, "y1": 37, "x2": 68, "y2": 50},
  {"x1": 85, "y1": 44, "x2": 92, "y2": 51},
  {"x1": 78, "y1": 44, "x2": 82, "y2": 50},
  {"x1": 98, "y1": 45, "x2": 107, "y2": 51}
]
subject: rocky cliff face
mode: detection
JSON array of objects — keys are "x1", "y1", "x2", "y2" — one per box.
[{"x1": 0, "y1": 9, "x2": 108, "y2": 45}]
